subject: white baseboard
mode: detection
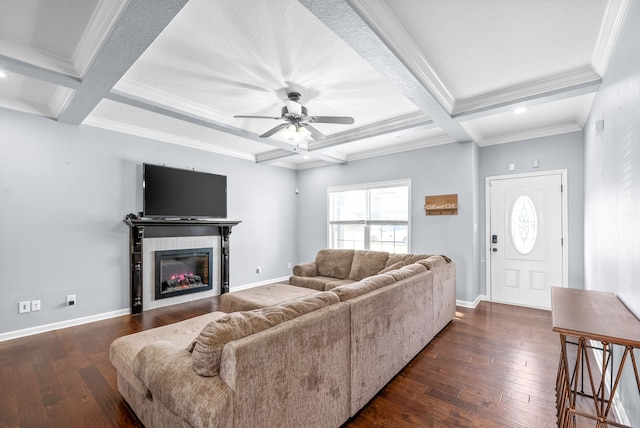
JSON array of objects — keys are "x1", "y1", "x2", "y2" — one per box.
[
  {"x1": 457, "y1": 294, "x2": 486, "y2": 308},
  {"x1": 1, "y1": 277, "x2": 291, "y2": 343},
  {"x1": 229, "y1": 277, "x2": 290, "y2": 292},
  {"x1": 0, "y1": 308, "x2": 130, "y2": 343}
]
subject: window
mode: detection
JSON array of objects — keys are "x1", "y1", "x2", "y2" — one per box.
[
  {"x1": 328, "y1": 180, "x2": 410, "y2": 252},
  {"x1": 510, "y1": 194, "x2": 538, "y2": 254}
]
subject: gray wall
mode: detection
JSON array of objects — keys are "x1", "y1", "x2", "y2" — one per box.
[
  {"x1": 296, "y1": 142, "x2": 478, "y2": 303},
  {"x1": 478, "y1": 131, "x2": 586, "y2": 294},
  {"x1": 584, "y1": 0, "x2": 640, "y2": 423},
  {"x1": 0, "y1": 108, "x2": 297, "y2": 335}
]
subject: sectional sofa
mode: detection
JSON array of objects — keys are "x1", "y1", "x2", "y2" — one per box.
[{"x1": 109, "y1": 249, "x2": 456, "y2": 427}]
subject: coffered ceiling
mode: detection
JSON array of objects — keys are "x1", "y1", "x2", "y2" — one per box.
[{"x1": 0, "y1": 0, "x2": 630, "y2": 169}]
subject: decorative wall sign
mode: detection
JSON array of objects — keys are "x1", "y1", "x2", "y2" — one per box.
[{"x1": 424, "y1": 194, "x2": 458, "y2": 215}]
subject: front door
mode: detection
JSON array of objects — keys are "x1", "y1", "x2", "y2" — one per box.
[{"x1": 488, "y1": 172, "x2": 564, "y2": 309}]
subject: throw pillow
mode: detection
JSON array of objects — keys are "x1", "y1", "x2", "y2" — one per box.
[
  {"x1": 316, "y1": 249, "x2": 355, "y2": 279},
  {"x1": 189, "y1": 292, "x2": 339, "y2": 376},
  {"x1": 348, "y1": 250, "x2": 389, "y2": 281}
]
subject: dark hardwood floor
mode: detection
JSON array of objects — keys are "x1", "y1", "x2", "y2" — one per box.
[{"x1": 0, "y1": 299, "x2": 562, "y2": 428}]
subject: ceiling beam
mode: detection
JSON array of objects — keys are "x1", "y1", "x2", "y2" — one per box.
[
  {"x1": 309, "y1": 112, "x2": 434, "y2": 152},
  {"x1": 107, "y1": 92, "x2": 296, "y2": 150},
  {"x1": 56, "y1": 0, "x2": 189, "y2": 125},
  {"x1": 256, "y1": 112, "x2": 433, "y2": 164},
  {"x1": 108, "y1": 91, "x2": 349, "y2": 166},
  {"x1": 0, "y1": 55, "x2": 82, "y2": 89},
  {"x1": 297, "y1": 0, "x2": 472, "y2": 142}
]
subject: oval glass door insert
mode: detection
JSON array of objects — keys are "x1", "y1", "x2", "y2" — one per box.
[{"x1": 510, "y1": 195, "x2": 538, "y2": 254}]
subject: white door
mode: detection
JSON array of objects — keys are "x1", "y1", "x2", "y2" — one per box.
[{"x1": 488, "y1": 173, "x2": 564, "y2": 309}]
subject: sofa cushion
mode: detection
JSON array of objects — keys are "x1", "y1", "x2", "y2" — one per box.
[
  {"x1": 331, "y1": 273, "x2": 396, "y2": 301},
  {"x1": 416, "y1": 255, "x2": 448, "y2": 270},
  {"x1": 348, "y1": 250, "x2": 389, "y2": 281},
  {"x1": 289, "y1": 275, "x2": 336, "y2": 291},
  {"x1": 387, "y1": 263, "x2": 427, "y2": 281},
  {"x1": 378, "y1": 261, "x2": 405, "y2": 274},
  {"x1": 190, "y1": 292, "x2": 339, "y2": 376},
  {"x1": 316, "y1": 249, "x2": 355, "y2": 279},
  {"x1": 324, "y1": 279, "x2": 356, "y2": 291},
  {"x1": 220, "y1": 283, "x2": 319, "y2": 312}
]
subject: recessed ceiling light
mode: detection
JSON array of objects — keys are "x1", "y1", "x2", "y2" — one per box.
[
  {"x1": 513, "y1": 106, "x2": 528, "y2": 114},
  {"x1": 303, "y1": 155, "x2": 310, "y2": 160},
  {"x1": 0, "y1": 70, "x2": 7, "y2": 79}
]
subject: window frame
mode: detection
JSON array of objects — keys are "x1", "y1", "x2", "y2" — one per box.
[{"x1": 326, "y1": 179, "x2": 411, "y2": 252}]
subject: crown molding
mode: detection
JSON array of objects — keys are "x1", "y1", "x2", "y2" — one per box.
[
  {"x1": 344, "y1": 134, "x2": 454, "y2": 162},
  {"x1": 474, "y1": 123, "x2": 582, "y2": 147},
  {"x1": 114, "y1": 79, "x2": 229, "y2": 121},
  {"x1": 591, "y1": 0, "x2": 631, "y2": 76},
  {"x1": 255, "y1": 149, "x2": 299, "y2": 163},
  {"x1": 0, "y1": 97, "x2": 54, "y2": 118},
  {"x1": 452, "y1": 66, "x2": 601, "y2": 116},
  {"x1": 309, "y1": 111, "x2": 433, "y2": 151},
  {"x1": 49, "y1": 86, "x2": 75, "y2": 118},
  {"x1": 72, "y1": 0, "x2": 130, "y2": 78},
  {"x1": 82, "y1": 115, "x2": 255, "y2": 161}
]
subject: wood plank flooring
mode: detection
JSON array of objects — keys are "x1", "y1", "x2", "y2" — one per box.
[{"x1": 0, "y1": 299, "x2": 561, "y2": 427}]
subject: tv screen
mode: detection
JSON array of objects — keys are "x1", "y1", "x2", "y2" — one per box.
[{"x1": 143, "y1": 164, "x2": 227, "y2": 219}]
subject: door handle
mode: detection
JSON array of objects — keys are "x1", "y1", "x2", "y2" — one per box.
[{"x1": 492, "y1": 248, "x2": 498, "y2": 252}]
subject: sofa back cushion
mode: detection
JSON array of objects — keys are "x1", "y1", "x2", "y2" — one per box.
[
  {"x1": 332, "y1": 273, "x2": 396, "y2": 301},
  {"x1": 189, "y1": 292, "x2": 339, "y2": 376},
  {"x1": 385, "y1": 253, "x2": 434, "y2": 267},
  {"x1": 416, "y1": 255, "x2": 448, "y2": 270},
  {"x1": 378, "y1": 261, "x2": 405, "y2": 274},
  {"x1": 387, "y1": 263, "x2": 427, "y2": 281},
  {"x1": 316, "y1": 249, "x2": 355, "y2": 279},
  {"x1": 348, "y1": 250, "x2": 389, "y2": 281}
]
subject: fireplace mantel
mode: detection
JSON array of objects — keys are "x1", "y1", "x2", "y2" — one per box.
[{"x1": 124, "y1": 217, "x2": 241, "y2": 314}]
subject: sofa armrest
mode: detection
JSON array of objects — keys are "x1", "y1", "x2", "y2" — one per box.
[
  {"x1": 133, "y1": 341, "x2": 233, "y2": 428},
  {"x1": 292, "y1": 261, "x2": 318, "y2": 277}
]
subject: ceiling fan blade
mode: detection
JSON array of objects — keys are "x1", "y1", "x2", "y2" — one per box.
[
  {"x1": 234, "y1": 115, "x2": 281, "y2": 120},
  {"x1": 303, "y1": 124, "x2": 326, "y2": 140},
  {"x1": 259, "y1": 123, "x2": 289, "y2": 138},
  {"x1": 309, "y1": 116, "x2": 355, "y2": 125}
]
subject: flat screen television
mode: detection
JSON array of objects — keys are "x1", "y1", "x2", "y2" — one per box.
[{"x1": 143, "y1": 164, "x2": 227, "y2": 219}]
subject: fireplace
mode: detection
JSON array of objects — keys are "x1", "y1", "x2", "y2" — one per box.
[{"x1": 155, "y1": 248, "x2": 213, "y2": 299}]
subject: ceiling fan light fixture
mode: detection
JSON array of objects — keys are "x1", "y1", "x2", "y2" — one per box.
[{"x1": 282, "y1": 124, "x2": 311, "y2": 143}]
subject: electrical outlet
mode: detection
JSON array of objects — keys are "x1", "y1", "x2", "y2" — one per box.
[
  {"x1": 67, "y1": 294, "x2": 76, "y2": 306},
  {"x1": 19, "y1": 301, "x2": 30, "y2": 314},
  {"x1": 287, "y1": 262, "x2": 292, "y2": 269},
  {"x1": 31, "y1": 300, "x2": 41, "y2": 311}
]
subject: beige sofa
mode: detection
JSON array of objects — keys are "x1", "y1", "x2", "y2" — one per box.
[{"x1": 110, "y1": 250, "x2": 456, "y2": 427}]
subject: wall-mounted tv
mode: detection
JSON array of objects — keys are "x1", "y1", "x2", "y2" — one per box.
[{"x1": 143, "y1": 164, "x2": 227, "y2": 219}]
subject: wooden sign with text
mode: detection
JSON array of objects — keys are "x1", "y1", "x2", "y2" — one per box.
[{"x1": 424, "y1": 194, "x2": 458, "y2": 215}]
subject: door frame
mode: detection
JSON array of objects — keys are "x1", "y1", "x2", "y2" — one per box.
[{"x1": 485, "y1": 169, "x2": 569, "y2": 305}]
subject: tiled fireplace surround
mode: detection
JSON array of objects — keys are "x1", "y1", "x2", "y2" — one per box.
[{"x1": 143, "y1": 236, "x2": 220, "y2": 310}]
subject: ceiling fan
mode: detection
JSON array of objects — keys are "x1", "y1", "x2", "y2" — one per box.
[{"x1": 234, "y1": 92, "x2": 354, "y2": 142}]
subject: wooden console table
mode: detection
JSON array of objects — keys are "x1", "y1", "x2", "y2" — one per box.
[
  {"x1": 552, "y1": 287, "x2": 640, "y2": 427},
  {"x1": 124, "y1": 218, "x2": 241, "y2": 314}
]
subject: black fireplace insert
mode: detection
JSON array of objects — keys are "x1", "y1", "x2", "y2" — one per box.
[{"x1": 155, "y1": 247, "x2": 213, "y2": 299}]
